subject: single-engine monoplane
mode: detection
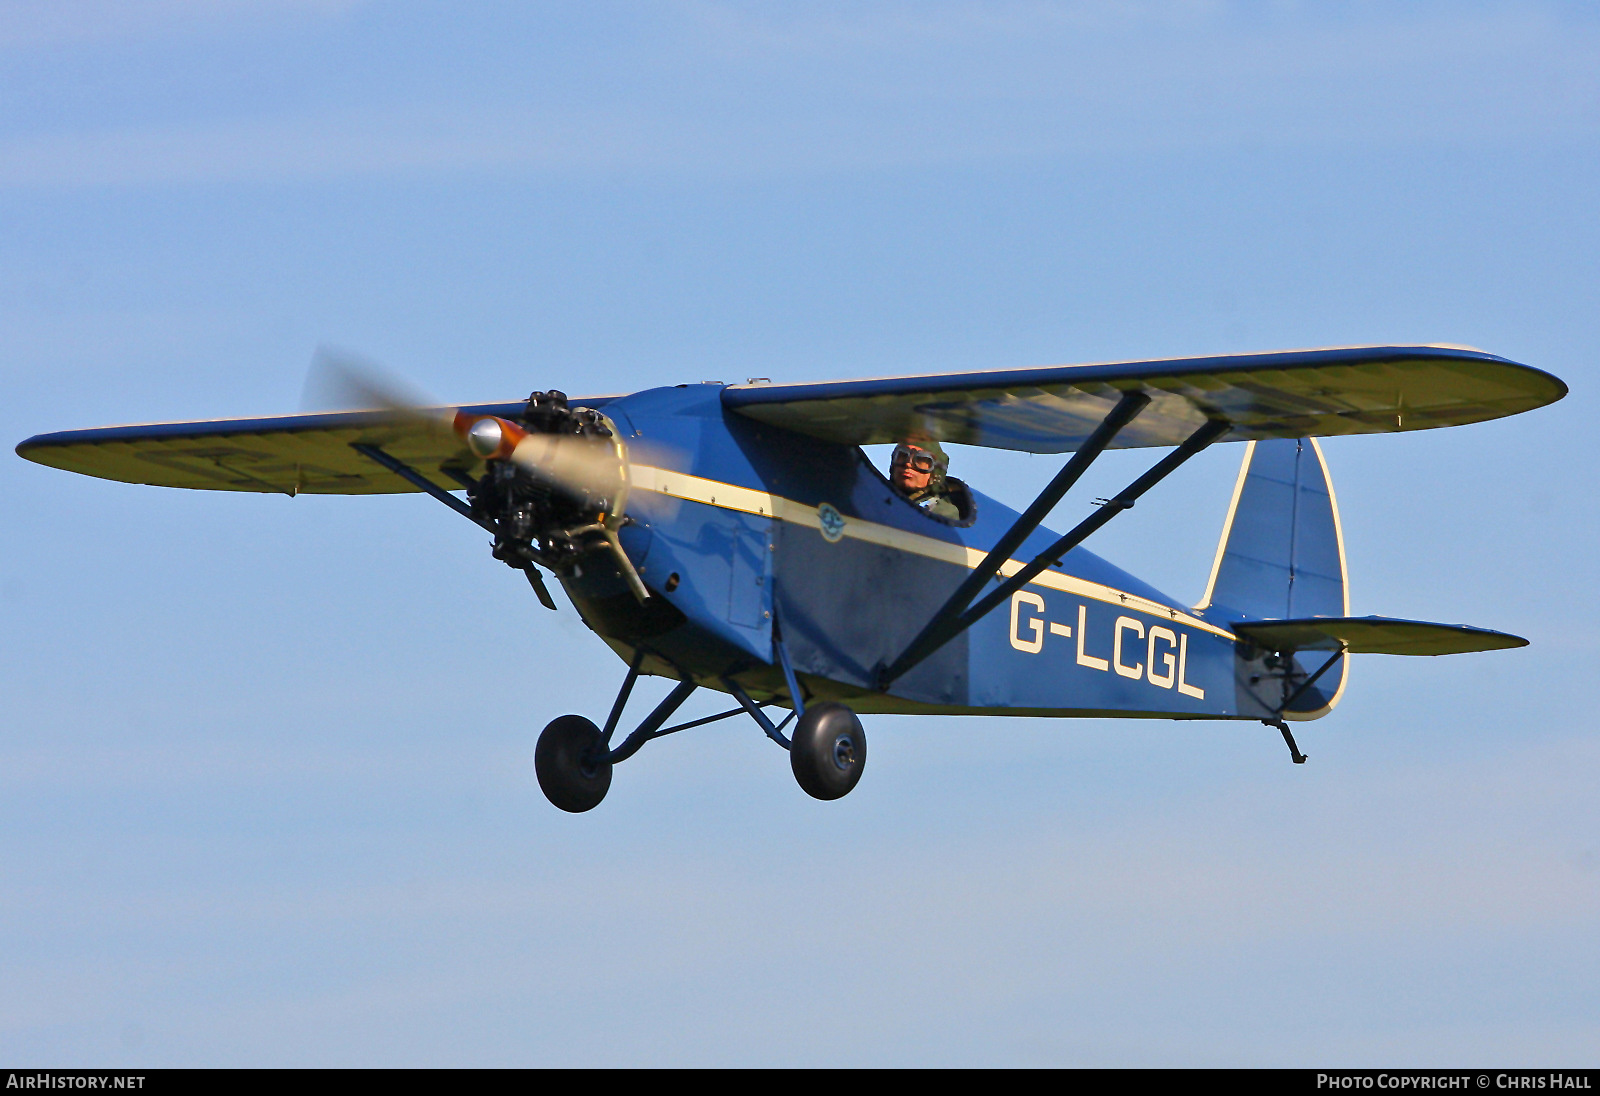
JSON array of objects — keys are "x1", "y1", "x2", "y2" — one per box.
[{"x1": 17, "y1": 345, "x2": 1565, "y2": 810}]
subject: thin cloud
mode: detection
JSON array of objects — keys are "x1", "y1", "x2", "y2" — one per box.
[
  {"x1": 0, "y1": 0, "x2": 365, "y2": 49},
  {"x1": 0, "y1": 4, "x2": 1595, "y2": 188},
  {"x1": 0, "y1": 107, "x2": 654, "y2": 187}
]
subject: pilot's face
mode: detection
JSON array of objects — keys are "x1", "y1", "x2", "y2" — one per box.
[{"x1": 891, "y1": 445, "x2": 934, "y2": 494}]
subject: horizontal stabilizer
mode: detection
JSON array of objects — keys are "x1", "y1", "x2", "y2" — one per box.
[{"x1": 1233, "y1": 616, "x2": 1528, "y2": 656}]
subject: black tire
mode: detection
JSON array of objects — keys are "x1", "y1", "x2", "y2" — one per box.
[
  {"x1": 535, "y1": 714, "x2": 612, "y2": 813},
  {"x1": 789, "y1": 702, "x2": 866, "y2": 801}
]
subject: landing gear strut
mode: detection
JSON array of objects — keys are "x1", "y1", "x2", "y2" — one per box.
[{"x1": 532, "y1": 638, "x2": 868, "y2": 811}]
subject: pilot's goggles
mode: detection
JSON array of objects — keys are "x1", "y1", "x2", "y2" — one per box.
[{"x1": 891, "y1": 445, "x2": 936, "y2": 472}]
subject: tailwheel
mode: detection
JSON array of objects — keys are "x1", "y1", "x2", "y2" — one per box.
[
  {"x1": 790, "y1": 702, "x2": 866, "y2": 801},
  {"x1": 535, "y1": 714, "x2": 613, "y2": 812}
]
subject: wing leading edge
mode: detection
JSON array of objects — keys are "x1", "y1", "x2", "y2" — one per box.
[{"x1": 722, "y1": 345, "x2": 1565, "y2": 453}]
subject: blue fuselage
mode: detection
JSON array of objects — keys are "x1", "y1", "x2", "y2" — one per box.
[{"x1": 562, "y1": 384, "x2": 1302, "y2": 721}]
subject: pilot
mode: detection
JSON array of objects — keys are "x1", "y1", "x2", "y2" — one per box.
[{"x1": 889, "y1": 438, "x2": 975, "y2": 526}]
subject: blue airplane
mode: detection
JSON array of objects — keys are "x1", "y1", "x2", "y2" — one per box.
[{"x1": 16, "y1": 345, "x2": 1565, "y2": 811}]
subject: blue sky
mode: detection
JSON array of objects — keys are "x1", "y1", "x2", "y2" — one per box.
[{"x1": 3, "y1": 0, "x2": 1597, "y2": 1065}]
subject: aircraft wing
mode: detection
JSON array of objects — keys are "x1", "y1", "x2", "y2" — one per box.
[
  {"x1": 721, "y1": 345, "x2": 1565, "y2": 453},
  {"x1": 1232, "y1": 616, "x2": 1528, "y2": 656},
  {"x1": 14, "y1": 399, "x2": 610, "y2": 494}
]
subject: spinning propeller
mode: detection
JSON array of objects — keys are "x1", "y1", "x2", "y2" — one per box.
[
  {"x1": 453, "y1": 410, "x2": 627, "y2": 510},
  {"x1": 303, "y1": 347, "x2": 628, "y2": 511},
  {"x1": 304, "y1": 348, "x2": 646, "y2": 605}
]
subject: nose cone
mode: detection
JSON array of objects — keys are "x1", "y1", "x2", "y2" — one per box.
[{"x1": 466, "y1": 417, "x2": 505, "y2": 459}]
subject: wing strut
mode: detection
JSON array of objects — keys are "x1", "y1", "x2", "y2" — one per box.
[
  {"x1": 881, "y1": 391, "x2": 1151, "y2": 685},
  {"x1": 352, "y1": 443, "x2": 486, "y2": 527},
  {"x1": 351, "y1": 442, "x2": 559, "y2": 610},
  {"x1": 878, "y1": 414, "x2": 1231, "y2": 688}
]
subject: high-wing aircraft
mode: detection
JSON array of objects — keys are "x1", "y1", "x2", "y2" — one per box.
[{"x1": 16, "y1": 345, "x2": 1565, "y2": 811}]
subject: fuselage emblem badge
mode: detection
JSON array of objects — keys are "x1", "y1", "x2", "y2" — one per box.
[{"x1": 818, "y1": 503, "x2": 846, "y2": 543}]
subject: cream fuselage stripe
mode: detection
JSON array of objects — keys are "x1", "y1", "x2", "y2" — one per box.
[{"x1": 628, "y1": 464, "x2": 1236, "y2": 639}]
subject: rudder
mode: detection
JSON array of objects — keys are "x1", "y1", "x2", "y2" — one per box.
[
  {"x1": 1196, "y1": 437, "x2": 1348, "y2": 624},
  {"x1": 1196, "y1": 437, "x2": 1349, "y2": 718}
]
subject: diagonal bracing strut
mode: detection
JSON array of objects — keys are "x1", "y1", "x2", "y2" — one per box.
[
  {"x1": 353, "y1": 443, "x2": 488, "y2": 528},
  {"x1": 882, "y1": 390, "x2": 1151, "y2": 684},
  {"x1": 596, "y1": 646, "x2": 799, "y2": 762},
  {"x1": 878, "y1": 411, "x2": 1231, "y2": 688},
  {"x1": 352, "y1": 442, "x2": 558, "y2": 610},
  {"x1": 603, "y1": 678, "x2": 699, "y2": 765},
  {"x1": 1277, "y1": 646, "x2": 1347, "y2": 717}
]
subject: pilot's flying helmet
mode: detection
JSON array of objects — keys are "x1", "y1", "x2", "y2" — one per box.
[
  {"x1": 891, "y1": 437, "x2": 949, "y2": 500},
  {"x1": 891, "y1": 437, "x2": 948, "y2": 474}
]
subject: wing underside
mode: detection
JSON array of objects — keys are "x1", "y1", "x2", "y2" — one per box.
[
  {"x1": 15, "y1": 400, "x2": 606, "y2": 494},
  {"x1": 722, "y1": 345, "x2": 1566, "y2": 453},
  {"x1": 16, "y1": 345, "x2": 1565, "y2": 493}
]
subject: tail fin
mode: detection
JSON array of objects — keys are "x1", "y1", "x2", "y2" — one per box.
[
  {"x1": 1196, "y1": 437, "x2": 1348, "y2": 623},
  {"x1": 1198, "y1": 438, "x2": 1350, "y2": 719}
]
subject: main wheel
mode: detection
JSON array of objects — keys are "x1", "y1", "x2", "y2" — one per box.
[
  {"x1": 789, "y1": 702, "x2": 866, "y2": 801},
  {"x1": 535, "y1": 714, "x2": 612, "y2": 813}
]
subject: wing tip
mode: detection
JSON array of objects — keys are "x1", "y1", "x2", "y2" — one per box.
[{"x1": 16, "y1": 434, "x2": 63, "y2": 466}]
